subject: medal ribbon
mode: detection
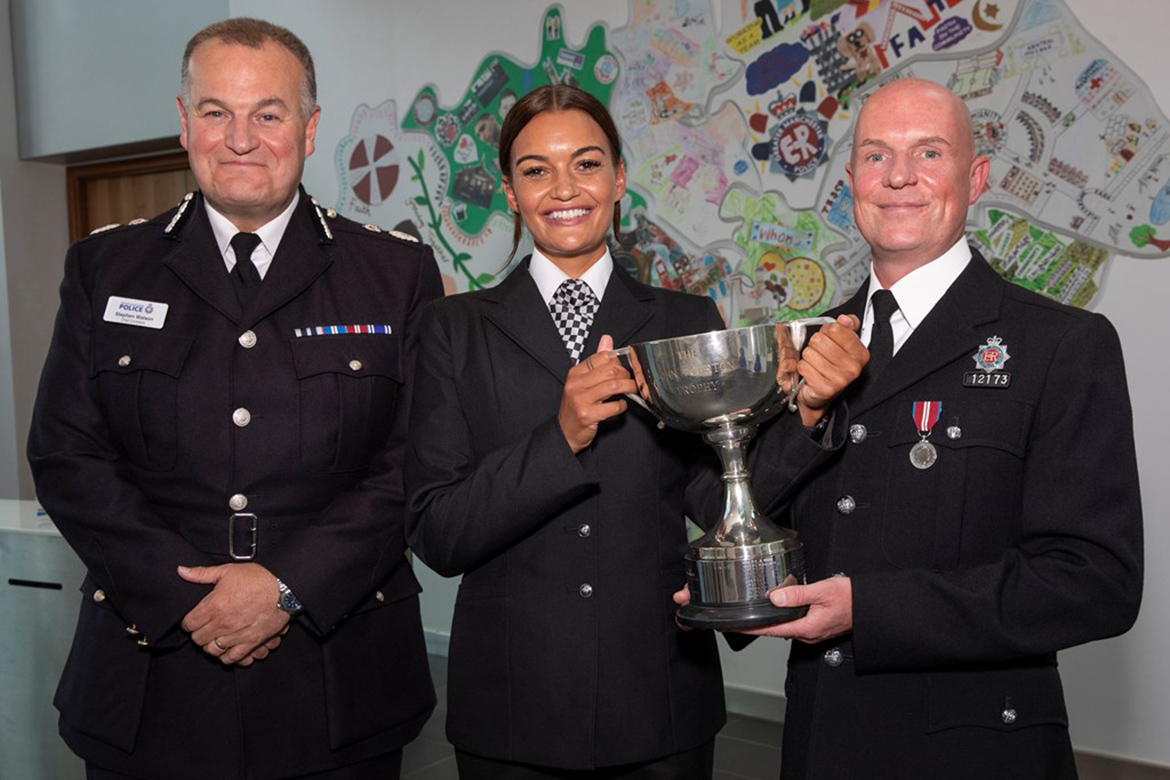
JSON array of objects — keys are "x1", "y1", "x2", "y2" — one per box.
[{"x1": 911, "y1": 401, "x2": 942, "y2": 437}]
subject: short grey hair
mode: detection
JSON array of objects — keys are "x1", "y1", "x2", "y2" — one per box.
[{"x1": 180, "y1": 17, "x2": 317, "y2": 120}]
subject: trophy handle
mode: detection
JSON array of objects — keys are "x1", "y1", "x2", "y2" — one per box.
[
  {"x1": 611, "y1": 347, "x2": 651, "y2": 412},
  {"x1": 780, "y1": 316, "x2": 836, "y2": 413}
]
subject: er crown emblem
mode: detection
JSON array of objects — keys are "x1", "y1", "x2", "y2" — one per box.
[{"x1": 973, "y1": 335, "x2": 1010, "y2": 373}]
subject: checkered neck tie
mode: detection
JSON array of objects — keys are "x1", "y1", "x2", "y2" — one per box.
[{"x1": 550, "y1": 279, "x2": 599, "y2": 364}]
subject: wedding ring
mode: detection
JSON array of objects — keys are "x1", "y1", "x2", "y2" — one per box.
[
  {"x1": 586, "y1": 356, "x2": 595, "y2": 371},
  {"x1": 213, "y1": 638, "x2": 227, "y2": 651}
]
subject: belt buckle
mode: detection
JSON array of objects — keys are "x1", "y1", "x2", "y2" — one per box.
[{"x1": 228, "y1": 513, "x2": 258, "y2": 560}]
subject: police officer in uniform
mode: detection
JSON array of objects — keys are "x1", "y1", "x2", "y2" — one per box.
[
  {"x1": 28, "y1": 18, "x2": 441, "y2": 780},
  {"x1": 738, "y1": 78, "x2": 1144, "y2": 779}
]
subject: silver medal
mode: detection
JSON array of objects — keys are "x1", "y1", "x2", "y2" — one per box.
[{"x1": 910, "y1": 439, "x2": 937, "y2": 470}]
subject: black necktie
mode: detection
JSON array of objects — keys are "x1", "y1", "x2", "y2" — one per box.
[
  {"x1": 866, "y1": 289, "x2": 899, "y2": 381},
  {"x1": 230, "y1": 232, "x2": 263, "y2": 306},
  {"x1": 550, "y1": 279, "x2": 599, "y2": 364}
]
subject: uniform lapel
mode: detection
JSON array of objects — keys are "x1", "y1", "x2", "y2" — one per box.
[
  {"x1": 161, "y1": 196, "x2": 243, "y2": 324},
  {"x1": 583, "y1": 264, "x2": 656, "y2": 353},
  {"x1": 482, "y1": 259, "x2": 575, "y2": 384},
  {"x1": 849, "y1": 250, "x2": 1004, "y2": 417}
]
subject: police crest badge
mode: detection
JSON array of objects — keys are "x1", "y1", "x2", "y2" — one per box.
[{"x1": 964, "y1": 335, "x2": 1012, "y2": 388}]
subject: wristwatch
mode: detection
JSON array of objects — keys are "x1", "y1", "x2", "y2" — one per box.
[
  {"x1": 804, "y1": 411, "x2": 832, "y2": 440},
  {"x1": 275, "y1": 578, "x2": 304, "y2": 615}
]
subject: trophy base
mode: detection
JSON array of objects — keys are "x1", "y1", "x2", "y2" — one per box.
[{"x1": 677, "y1": 601, "x2": 809, "y2": 631}]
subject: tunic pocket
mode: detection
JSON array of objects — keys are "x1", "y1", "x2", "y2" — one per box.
[
  {"x1": 882, "y1": 397, "x2": 1032, "y2": 570},
  {"x1": 91, "y1": 329, "x2": 194, "y2": 470},
  {"x1": 291, "y1": 336, "x2": 402, "y2": 472}
]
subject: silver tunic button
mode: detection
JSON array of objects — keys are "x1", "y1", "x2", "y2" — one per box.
[
  {"x1": 349, "y1": 359, "x2": 363, "y2": 372},
  {"x1": 229, "y1": 493, "x2": 248, "y2": 511},
  {"x1": 947, "y1": 425, "x2": 962, "y2": 440},
  {"x1": 232, "y1": 408, "x2": 252, "y2": 427},
  {"x1": 849, "y1": 424, "x2": 867, "y2": 444},
  {"x1": 836, "y1": 495, "x2": 856, "y2": 515},
  {"x1": 238, "y1": 330, "x2": 257, "y2": 349},
  {"x1": 375, "y1": 590, "x2": 385, "y2": 602},
  {"x1": 137, "y1": 637, "x2": 150, "y2": 646},
  {"x1": 579, "y1": 583, "x2": 594, "y2": 599},
  {"x1": 578, "y1": 524, "x2": 591, "y2": 538},
  {"x1": 1002, "y1": 707, "x2": 1018, "y2": 724},
  {"x1": 823, "y1": 647, "x2": 843, "y2": 667},
  {"x1": 93, "y1": 589, "x2": 106, "y2": 603},
  {"x1": 126, "y1": 624, "x2": 140, "y2": 635},
  {"x1": 118, "y1": 355, "x2": 132, "y2": 367}
]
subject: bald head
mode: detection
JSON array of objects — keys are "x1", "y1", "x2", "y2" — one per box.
[
  {"x1": 845, "y1": 78, "x2": 989, "y2": 284},
  {"x1": 853, "y1": 78, "x2": 976, "y2": 163}
]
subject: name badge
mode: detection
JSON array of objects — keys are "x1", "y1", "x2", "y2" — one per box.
[{"x1": 103, "y1": 296, "x2": 168, "y2": 329}]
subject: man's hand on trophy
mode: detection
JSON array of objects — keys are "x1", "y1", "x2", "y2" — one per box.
[
  {"x1": 795, "y1": 315, "x2": 867, "y2": 428},
  {"x1": 671, "y1": 584, "x2": 695, "y2": 630},
  {"x1": 741, "y1": 576, "x2": 854, "y2": 643},
  {"x1": 558, "y1": 334, "x2": 639, "y2": 454}
]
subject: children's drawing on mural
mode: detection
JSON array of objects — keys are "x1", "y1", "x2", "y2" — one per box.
[{"x1": 336, "y1": 0, "x2": 1170, "y2": 324}]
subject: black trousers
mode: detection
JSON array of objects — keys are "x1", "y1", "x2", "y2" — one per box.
[
  {"x1": 454, "y1": 740, "x2": 715, "y2": 779},
  {"x1": 86, "y1": 749, "x2": 403, "y2": 780}
]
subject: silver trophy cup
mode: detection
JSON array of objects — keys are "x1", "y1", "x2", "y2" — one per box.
[{"x1": 618, "y1": 318, "x2": 833, "y2": 630}]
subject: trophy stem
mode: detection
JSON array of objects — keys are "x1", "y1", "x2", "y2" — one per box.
[
  {"x1": 702, "y1": 423, "x2": 771, "y2": 546},
  {"x1": 678, "y1": 421, "x2": 809, "y2": 630}
]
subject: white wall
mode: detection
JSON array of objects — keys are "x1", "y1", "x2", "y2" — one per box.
[
  {"x1": 0, "y1": 0, "x2": 60, "y2": 500},
  {"x1": 10, "y1": 0, "x2": 227, "y2": 158},
  {"x1": 1039, "y1": 0, "x2": 1170, "y2": 766}
]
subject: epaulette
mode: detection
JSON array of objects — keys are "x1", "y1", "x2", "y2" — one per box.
[
  {"x1": 314, "y1": 200, "x2": 424, "y2": 246},
  {"x1": 359, "y1": 222, "x2": 420, "y2": 243},
  {"x1": 87, "y1": 217, "x2": 151, "y2": 236}
]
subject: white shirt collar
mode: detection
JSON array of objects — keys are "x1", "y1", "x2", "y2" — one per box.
[
  {"x1": 861, "y1": 237, "x2": 972, "y2": 354},
  {"x1": 205, "y1": 191, "x2": 300, "y2": 280},
  {"x1": 528, "y1": 249, "x2": 614, "y2": 307}
]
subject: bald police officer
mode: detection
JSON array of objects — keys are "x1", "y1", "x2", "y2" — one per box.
[{"x1": 746, "y1": 78, "x2": 1142, "y2": 780}]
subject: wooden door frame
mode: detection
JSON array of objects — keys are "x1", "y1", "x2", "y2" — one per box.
[{"x1": 66, "y1": 151, "x2": 191, "y2": 241}]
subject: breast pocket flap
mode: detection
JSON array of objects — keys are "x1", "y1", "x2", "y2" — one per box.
[
  {"x1": 291, "y1": 336, "x2": 402, "y2": 383},
  {"x1": 887, "y1": 397, "x2": 1032, "y2": 457},
  {"x1": 91, "y1": 330, "x2": 194, "y2": 379}
]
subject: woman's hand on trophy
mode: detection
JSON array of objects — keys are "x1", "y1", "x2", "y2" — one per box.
[
  {"x1": 741, "y1": 576, "x2": 854, "y2": 643},
  {"x1": 796, "y1": 315, "x2": 868, "y2": 427},
  {"x1": 671, "y1": 585, "x2": 695, "y2": 631},
  {"x1": 558, "y1": 335, "x2": 639, "y2": 454}
]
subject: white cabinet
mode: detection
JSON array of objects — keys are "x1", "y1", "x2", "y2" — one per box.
[{"x1": 0, "y1": 500, "x2": 86, "y2": 780}]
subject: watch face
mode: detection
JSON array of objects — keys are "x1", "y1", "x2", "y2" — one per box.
[{"x1": 277, "y1": 582, "x2": 303, "y2": 614}]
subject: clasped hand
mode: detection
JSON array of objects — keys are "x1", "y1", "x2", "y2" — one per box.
[
  {"x1": 179, "y1": 563, "x2": 291, "y2": 666},
  {"x1": 790, "y1": 314, "x2": 868, "y2": 427},
  {"x1": 558, "y1": 334, "x2": 638, "y2": 454}
]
